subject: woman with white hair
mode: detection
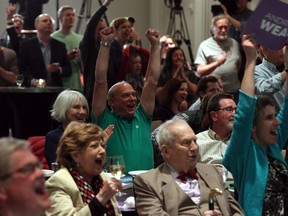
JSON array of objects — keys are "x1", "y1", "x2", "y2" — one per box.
[{"x1": 44, "y1": 89, "x2": 89, "y2": 169}]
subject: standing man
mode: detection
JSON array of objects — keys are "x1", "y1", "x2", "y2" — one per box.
[
  {"x1": 80, "y1": 0, "x2": 113, "y2": 113},
  {"x1": 52, "y1": 6, "x2": 83, "y2": 91},
  {"x1": 221, "y1": 0, "x2": 253, "y2": 82},
  {"x1": 0, "y1": 137, "x2": 51, "y2": 216},
  {"x1": 195, "y1": 14, "x2": 241, "y2": 101},
  {"x1": 134, "y1": 119, "x2": 243, "y2": 215},
  {"x1": 18, "y1": 14, "x2": 71, "y2": 87},
  {"x1": 91, "y1": 26, "x2": 160, "y2": 172}
]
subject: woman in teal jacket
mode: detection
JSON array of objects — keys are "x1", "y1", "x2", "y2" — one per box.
[{"x1": 223, "y1": 36, "x2": 288, "y2": 216}]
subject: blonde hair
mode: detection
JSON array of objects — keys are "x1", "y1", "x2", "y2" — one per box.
[{"x1": 57, "y1": 122, "x2": 105, "y2": 168}]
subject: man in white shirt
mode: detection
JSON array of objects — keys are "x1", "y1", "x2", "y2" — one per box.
[{"x1": 196, "y1": 93, "x2": 236, "y2": 167}]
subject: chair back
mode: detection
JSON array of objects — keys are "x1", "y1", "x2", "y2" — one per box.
[{"x1": 27, "y1": 136, "x2": 49, "y2": 169}]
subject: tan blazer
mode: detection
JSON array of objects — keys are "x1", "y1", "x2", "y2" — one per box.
[
  {"x1": 134, "y1": 163, "x2": 243, "y2": 216},
  {"x1": 45, "y1": 168, "x2": 121, "y2": 216}
]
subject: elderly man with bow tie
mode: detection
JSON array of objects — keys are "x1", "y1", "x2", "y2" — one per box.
[{"x1": 134, "y1": 119, "x2": 243, "y2": 216}]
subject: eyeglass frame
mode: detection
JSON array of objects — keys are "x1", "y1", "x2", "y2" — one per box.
[
  {"x1": 0, "y1": 161, "x2": 42, "y2": 182},
  {"x1": 216, "y1": 106, "x2": 237, "y2": 115}
]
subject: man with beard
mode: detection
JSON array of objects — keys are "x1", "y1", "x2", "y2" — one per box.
[
  {"x1": 91, "y1": 26, "x2": 160, "y2": 172},
  {"x1": 196, "y1": 93, "x2": 236, "y2": 168},
  {"x1": 0, "y1": 137, "x2": 51, "y2": 216},
  {"x1": 194, "y1": 14, "x2": 241, "y2": 102}
]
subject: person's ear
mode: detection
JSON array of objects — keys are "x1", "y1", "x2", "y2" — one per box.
[
  {"x1": 108, "y1": 98, "x2": 114, "y2": 109},
  {"x1": 70, "y1": 152, "x2": 79, "y2": 164},
  {"x1": 160, "y1": 144, "x2": 169, "y2": 159},
  {"x1": 210, "y1": 111, "x2": 218, "y2": 122},
  {"x1": 199, "y1": 91, "x2": 206, "y2": 99}
]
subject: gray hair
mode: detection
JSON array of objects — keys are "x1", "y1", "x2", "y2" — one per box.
[
  {"x1": 211, "y1": 14, "x2": 230, "y2": 35},
  {"x1": 0, "y1": 138, "x2": 29, "y2": 181},
  {"x1": 158, "y1": 119, "x2": 188, "y2": 147},
  {"x1": 34, "y1": 13, "x2": 55, "y2": 27},
  {"x1": 51, "y1": 89, "x2": 89, "y2": 123},
  {"x1": 107, "y1": 81, "x2": 129, "y2": 100}
]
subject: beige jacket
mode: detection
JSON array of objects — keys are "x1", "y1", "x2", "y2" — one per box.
[
  {"x1": 45, "y1": 167, "x2": 121, "y2": 216},
  {"x1": 134, "y1": 163, "x2": 243, "y2": 216}
]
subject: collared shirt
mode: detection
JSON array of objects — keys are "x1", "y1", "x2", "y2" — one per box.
[
  {"x1": 196, "y1": 128, "x2": 230, "y2": 165},
  {"x1": 38, "y1": 38, "x2": 51, "y2": 67},
  {"x1": 255, "y1": 58, "x2": 286, "y2": 112},
  {"x1": 167, "y1": 163, "x2": 201, "y2": 204}
]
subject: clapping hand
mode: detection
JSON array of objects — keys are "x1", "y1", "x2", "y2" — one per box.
[{"x1": 103, "y1": 124, "x2": 114, "y2": 142}]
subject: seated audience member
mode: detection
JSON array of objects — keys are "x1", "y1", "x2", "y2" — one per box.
[
  {"x1": 91, "y1": 27, "x2": 160, "y2": 172},
  {"x1": 153, "y1": 78, "x2": 188, "y2": 122},
  {"x1": 44, "y1": 89, "x2": 89, "y2": 169},
  {"x1": 0, "y1": 137, "x2": 51, "y2": 216},
  {"x1": 1, "y1": 4, "x2": 24, "y2": 55},
  {"x1": 254, "y1": 44, "x2": 288, "y2": 112},
  {"x1": 194, "y1": 14, "x2": 241, "y2": 101},
  {"x1": 223, "y1": 35, "x2": 288, "y2": 215},
  {"x1": 157, "y1": 46, "x2": 198, "y2": 106},
  {"x1": 45, "y1": 122, "x2": 121, "y2": 215},
  {"x1": 189, "y1": 75, "x2": 223, "y2": 111},
  {"x1": 152, "y1": 93, "x2": 214, "y2": 167},
  {"x1": 134, "y1": 119, "x2": 244, "y2": 216},
  {"x1": 159, "y1": 35, "x2": 177, "y2": 65},
  {"x1": 80, "y1": 0, "x2": 113, "y2": 113},
  {"x1": 175, "y1": 93, "x2": 215, "y2": 134},
  {"x1": 117, "y1": 45, "x2": 150, "y2": 99},
  {"x1": 18, "y1": 13, "x2": 71, "y2": 87},
  {"x1": 52, "y1": 5, "x2": 83, "y2": 91},
  {"x1": 197, "y1": 93, "x2": 236, "y2": 166}
]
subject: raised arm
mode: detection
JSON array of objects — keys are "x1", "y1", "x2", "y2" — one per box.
[
  {"x1": 92, "y1": 27, "x2": 116, "y2": 118},
  {"x1": 140, "y1": 28, "x2": 161, "y2": 116},
  {"x1": 240, "y1": 35, "x2": 257, "y2": 96}
]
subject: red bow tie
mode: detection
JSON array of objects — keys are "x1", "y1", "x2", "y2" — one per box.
[{"x1": 177, "y1": 169, "x2": 198, "y2": 183}]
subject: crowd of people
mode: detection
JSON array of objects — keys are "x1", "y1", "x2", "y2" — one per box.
[{"x1": 0, "y1": 0, "x2": 287, "y2": 215}]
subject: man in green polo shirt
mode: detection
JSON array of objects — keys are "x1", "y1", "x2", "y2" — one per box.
[{"x1": 91, "y1": 26, "x2": 160, "y2": 172}]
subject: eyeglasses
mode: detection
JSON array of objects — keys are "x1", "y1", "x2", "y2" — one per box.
[
  {"x1": 217, "y1": 106, "x2": 237, "y2": 115},
  {"x1": 0, "y1": 161, "x2": 42, "y2": 181},
  {"x1": 216, "y1": 25, "x2": 229, "y2": 30}
]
